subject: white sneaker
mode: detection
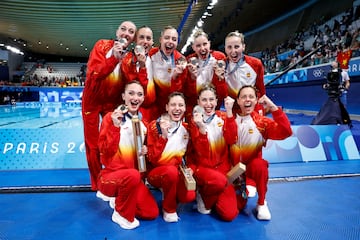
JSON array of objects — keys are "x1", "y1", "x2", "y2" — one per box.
[
  {"x1": 196, "y1": 192, "x2": 211, "y2": 214},
  {"x1": 256, "y1": 201, "x2": 271, "y2": 220},
  {"x1": 163, "y1": 211, "x2": 179, "y2": 223},
  {"x1": 96, "y1": 191, "x2": 112, "y2": 201},
  {"x1": 109, "y1": 198, "x2": 115, "y2": 209},
  {"x1": 246, "y1": 185, "x2": 257, "y2": 198},
  {"x1": 112, "y1": 211, "x2": 140, "y2": 230}
]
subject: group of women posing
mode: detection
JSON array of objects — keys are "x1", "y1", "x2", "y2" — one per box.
[{"x1": 82, "y1": 21, "x2": 292, "y2": 230}]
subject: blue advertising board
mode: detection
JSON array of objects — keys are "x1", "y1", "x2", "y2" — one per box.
[
  {"x1": 265, "y1": 56, "x2": 360, "y2": 85},
  {"x1": 263, "y1": 125, "x2": 359, "y2": 163},
  {"x1": 0, "y1": 124, "x2": 358, "y2": 170}
]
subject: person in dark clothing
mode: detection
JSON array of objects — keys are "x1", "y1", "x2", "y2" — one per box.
[{"x1": 311, "y1": 61, "x2": 351, "y2": 127}]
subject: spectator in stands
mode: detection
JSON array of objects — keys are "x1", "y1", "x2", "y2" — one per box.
[
  {"x1": 47, "y1": 65, "x2": 53, "y2": 73},
  {"x1": 258, "y1": 7, "x2": 360, "y2": 73},
  {"x1": 223, "y1": 86, "x2": 292, "y2": 220},
  {"x1": 81, "y1": 20, "x2": 136, "y2": 192},
  {"x1": 311, "y1": 49, "x2": 324, "y2": 65},
  {"x1": 97, "y1": 80, "x2": 159, "y2": 230}
]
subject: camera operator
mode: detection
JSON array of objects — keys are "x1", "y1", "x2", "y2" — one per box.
[
  {"x1": 311, "y1": 61, "x2": 351, "y2": 126},
  {"x1": 323, "y1": 61, "x2": 346, "y2": 99}
]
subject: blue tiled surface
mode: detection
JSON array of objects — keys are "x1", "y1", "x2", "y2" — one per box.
[{"x1": 0, "y1": 174, "x2": 359, "y2": 240}]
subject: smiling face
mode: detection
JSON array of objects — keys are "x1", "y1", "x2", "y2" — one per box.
[
  {"x1": 237, "y1": 86, "x2": 257, "y2": 115},
  {"x1": 166, "y1": 93, "x2": 186, "y2": 122},
  {"x1": 192, "y1": 34, "x2": 211, "y2": 60},
  {"x1": 225, "y1": 35, "x2": 245, "y2": 63},
  {"x1": 122, "y1": 81, "x2": 144, "y2": 114},
  {"x1": 136, "y1": 26, "x2": 153, "y2": 54},
  {"x1": 116, "y1": 21, "x2": 136, "y2": 47},
  {"x1": 160, "y1": 27, "x2": 178, "y2": 56},
  {"x1": 197, "y1": 89, "x2": 217, "y2": 116}
]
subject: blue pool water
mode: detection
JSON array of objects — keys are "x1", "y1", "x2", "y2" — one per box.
[{"x1": 0, "y1": 102, "x2": 82, "y2": 129}]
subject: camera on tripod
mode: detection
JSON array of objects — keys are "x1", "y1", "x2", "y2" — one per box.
[{"x1": 323, "y1": 66, "x2": 345, "y2": 98}]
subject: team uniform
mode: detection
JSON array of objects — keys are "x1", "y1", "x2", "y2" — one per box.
[
  {"x1": 223, "y1": 109, "x2": 292, "y2": 207},
  {"x1": 146, "y1": 119, "x2": 195, "y2": 215},
  {"x1": 337, "y1": 48, "x2": 352, "y2": 107},
  {"x1": 97, "y1": 112, "x2": 159, "y2": 223},
  {"x1": 148, "y1": 47, "x2": 187, "y2": 121},
  {"x1": 121, "y1": 51, "x2": 156, "y2": 126},
  {"x1": 225, "y1": 55, "x2": 266, "y2": 114},
  {"x1": 337, "y1": 48, "x2": 352, "y2": 70},
  {"x1": 82, "y1": 39, "x2": 127, "y2": 190},
  {"x1": 185, "y1": 51, "x2": 228, "y2": 115},
  {"x1": 189, "y1": 111, "x2": 239, "y2": 221}
]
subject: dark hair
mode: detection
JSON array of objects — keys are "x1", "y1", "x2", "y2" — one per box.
[
  {"x1": 237, "y1": 85, "x2": 258, "y2": 98},
  {"x1": 168, "y1": 91, "x2": 185, "y2": 102},
  {"x1": 168, "y1": 91, "x2": 185, "y2": 100},
  {"x1": 125, "y1": 80, "x2": 144, "y2": 91},
  {"x1": 135, "y1": 25, "x2": 152, "y2": 40}
]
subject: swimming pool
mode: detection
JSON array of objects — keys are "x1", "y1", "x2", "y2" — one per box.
[
  {"x1": 0, "y1": 102, "x2": 86, "y2": 170},
  {"x1": 0, "y1": 101, "x2": 82, "y2": 129}
]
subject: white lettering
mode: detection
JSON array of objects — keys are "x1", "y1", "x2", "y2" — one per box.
[
  {"x1": 30, "y1": 143, "x2": 40, "y2": 153},
  {"x1": 3, "y1": 143, "x2": 13, "y2": 153},
  {"x1": 16, "y1": 142, "x2": 26, "y2": 154},
  {"x1": 51, "y1": 142, "x2": 59, "y2": 153},
  {"x1": 350, "y1": 63, "x2": 359, "y2": 73},
  {"x1": 2, "y1": 142, "x2": 79, "y2": 154},
  {"x1": 67, "y1": 142, "x2": 76, "y2": 153},
  {"x1": 43, "y1": 142, "x2": 47, "y2": 154}
]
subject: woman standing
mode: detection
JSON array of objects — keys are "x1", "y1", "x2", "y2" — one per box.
[
  {"x1": 148, "y1": 25, "x2": 188, "y2": 122},
  {"x1": 185, "y1": 30, "x2": 228, "y2": 116}
]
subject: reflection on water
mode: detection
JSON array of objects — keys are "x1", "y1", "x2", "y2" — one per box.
[
  {"x1": 1, "y1": 101, "x2": 82, "y2": 118},
  {"x1": 0, "y1": 101, "x2": 83, "y2": 129}
]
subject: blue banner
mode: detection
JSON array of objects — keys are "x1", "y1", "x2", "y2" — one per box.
[
  {"x1": 0, "y1": 128, "x2": 86, "y2": 170},
  {"x1": 263, "y1": 125, "x2": 359, "y2": 163},
  {"x1": 348, "y1": 57, "x2": 360, "y2": 76},
  {"x1": 0, "y1": 124, "x2": 358, "y2": 170},
  {"x1": 39, "y1": 87, "x2": 83, "y2": 103},
  {"x1": 265, "y1": 56, "x2": 360, "y2": 85}
]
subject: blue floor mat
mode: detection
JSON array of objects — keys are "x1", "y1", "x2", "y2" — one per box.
[
  {"x1": 1, "y1": 160, "x2": 359, "y2": 189},
  {"x1": 0, "y1": 176, "x2": 359, "y2": 240}
]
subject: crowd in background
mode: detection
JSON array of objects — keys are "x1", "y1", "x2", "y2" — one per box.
[
  {"x1": 2, "y1": 6, "x2": 360, "y2": 87},
  {"x1": 260, "y1": 6, "x2": 360, "y2": 73}
]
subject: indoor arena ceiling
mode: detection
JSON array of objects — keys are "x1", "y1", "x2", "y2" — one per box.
[{"x1": 0, "y1": 0, "x2": 308, "y2": 59}]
